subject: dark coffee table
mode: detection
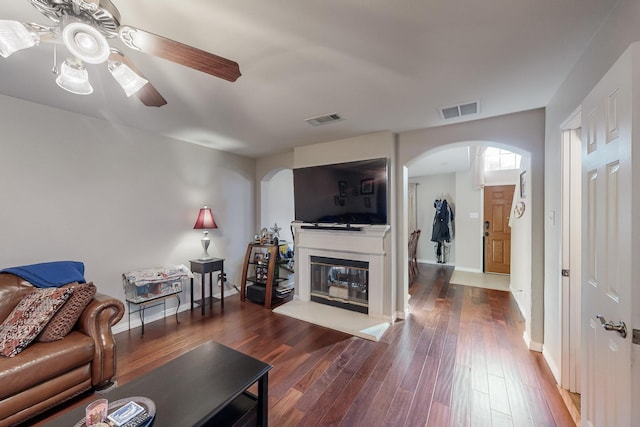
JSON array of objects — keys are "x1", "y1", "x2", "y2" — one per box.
[{"x1": 44, "y1": 340, "x2": 272, "y2": 426}]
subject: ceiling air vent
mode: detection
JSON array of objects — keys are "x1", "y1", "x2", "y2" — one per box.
[
  {"x1": 305, "y1": 113, "x2": 344, "y2": 126},
  {"x1": 440, "y1": 101, "x2": 480, "y2": 120}
]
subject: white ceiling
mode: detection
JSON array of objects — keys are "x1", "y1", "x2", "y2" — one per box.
[
  {"x1": 0, "y1": 1, "x2": 616, "y2": 158},
  {"x1": 408, "y1": 146, "x2": 471, "y2": 178}
]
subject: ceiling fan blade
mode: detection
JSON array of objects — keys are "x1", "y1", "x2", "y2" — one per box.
[
  {"x1": 134, "y1": 79, "x2": 168, "y2": 107},
  {"x1": 109, "y1": 51, "x2": 167, "y2": 107},
  {"x1": 118, "y1": 26, "x2": 241, "y2": 82}
]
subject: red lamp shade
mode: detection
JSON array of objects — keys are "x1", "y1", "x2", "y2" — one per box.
[
  {"x1": 194, "y1": 206, "x2": 218, "y2": 260},
  {"x1": 193, "y1": 206, "x2": 218, "y2": 229}
]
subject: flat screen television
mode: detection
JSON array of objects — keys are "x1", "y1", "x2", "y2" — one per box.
[{"x1": 293, "y1": 158, "x2": 388, "y2": 225}]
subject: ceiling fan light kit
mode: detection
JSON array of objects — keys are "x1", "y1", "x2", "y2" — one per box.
[
  {"x1": 62, "y1": 21, "x2": 110, "y2": 64},
  {"x1": 108, "y1": 59, "x2": 148, "y2": 97},
  {"x1": 0, "y1": 0, "x2": 241, "y2": 105},
  {"x1": 56, "y1": 58, "x2": 93, "y2": 95},
  {"x1": 0, "y1": 19, "x2": 38, "y2": 58}
]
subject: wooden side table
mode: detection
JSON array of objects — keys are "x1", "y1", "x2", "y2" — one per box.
[{"x1": 190, "y1": 258, "x2": 224, "y2": 315}]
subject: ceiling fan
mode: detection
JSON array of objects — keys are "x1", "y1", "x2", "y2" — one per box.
[{"x1": 0, "y1": 0, "x2": 241, "y2": 107}]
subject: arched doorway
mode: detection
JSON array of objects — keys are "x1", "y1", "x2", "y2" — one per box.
[
  {"x1": 396, "y1": 110, "x2": 544, "y2": 349},
  {"x1": 406, "y1": 142, "x2": 529, "y2": 275}
]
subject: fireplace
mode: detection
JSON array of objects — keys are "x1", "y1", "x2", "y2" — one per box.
[
  {"x1": 273, "y1": 223, "x2": 392, "y2": 341},
  {"x1": 310, "y1": 256, "x2": 369, "y2": 314},
  {"x1": 291, "y1": 223, "x2": 392, "y2": 320}
]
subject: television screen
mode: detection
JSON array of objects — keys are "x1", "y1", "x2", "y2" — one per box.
[{"x1": 293, "y1": 158, "x2": 388, "y2": 225}]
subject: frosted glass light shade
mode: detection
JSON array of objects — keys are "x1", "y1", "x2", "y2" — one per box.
[
  {"x1": 0, "y1": 20, "x2": 37, "y2": 58},
  {"x1": 108, "y1": 61, "x2": 148, "y2": 97},
  {"x1": 56, "y1": 59, "x2": 93, "y2": 95},
  {"x1": 62, "y1": 22, "x2": 110, "y2": 64}
]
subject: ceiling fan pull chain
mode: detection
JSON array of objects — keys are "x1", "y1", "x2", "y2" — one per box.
[{"x1": 52, "y1": 44, "x2": 58, "y2": 75}]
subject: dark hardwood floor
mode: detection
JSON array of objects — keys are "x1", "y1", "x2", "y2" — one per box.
[{"x1": 38, "y1": 263, "x2": 574, "y2": 426}]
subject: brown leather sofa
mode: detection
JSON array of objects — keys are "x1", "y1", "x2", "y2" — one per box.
[{"x1": 0, "y1": 273, "x2": 125, "y2": 426}]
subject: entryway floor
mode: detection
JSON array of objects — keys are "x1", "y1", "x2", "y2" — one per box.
[{"x1": 449, "y1": 269, "x2": 511, "y2": 291}]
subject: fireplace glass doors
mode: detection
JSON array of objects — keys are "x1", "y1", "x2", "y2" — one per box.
[{"x1": 310, "y1": 256, "x2": 369, "y2": 314}]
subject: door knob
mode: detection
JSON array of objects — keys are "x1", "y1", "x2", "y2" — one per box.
[{"x1": 596, "y1": 315, "x2": 627, "y2": 339}]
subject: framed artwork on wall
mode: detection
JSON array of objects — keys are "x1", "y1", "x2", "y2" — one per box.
[
  {"x1": 361, "y1": 178, "x2": 374, "y2": 195},
  {"x1": 339, "y1": 181, "x2": 347, "y2": 197}
]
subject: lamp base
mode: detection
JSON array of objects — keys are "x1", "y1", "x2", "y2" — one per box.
[{"x1": 200, "y1": 234, "x2": 213, "y2": 261}]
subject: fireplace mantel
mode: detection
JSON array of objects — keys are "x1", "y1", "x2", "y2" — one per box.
[
  {"x1": 272, "y1": 224, "x2": 393, "y2": 340},
  {"x1": 295, "y1": 224, "x2": 390, "y2": 255},
  {"x1": 282, "y1": 223, "x2": 393, "y2": 340}
]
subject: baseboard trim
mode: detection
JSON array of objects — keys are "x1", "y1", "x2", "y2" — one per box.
[
  {"x1": 453, "y1": 266, "x2": 483, "y2": 273},
  {"x1": 112, "y1": 304, "x2": 191, "y2": 334},
  {"x1": 396, "y1": 304, "x2": 410, "y2": 320},
  {"x1": 542, "y1": 346, "x2": 561, "y2": 383},
  {"x1": 421, "y1": 260, "x2": 454, "y2": 266},
  {"x1": 113, "y1": 288, "x2": 238, "y2": 334},
  {"x1": 522, "y1": 330, "x2": 543, "y2": 352}
]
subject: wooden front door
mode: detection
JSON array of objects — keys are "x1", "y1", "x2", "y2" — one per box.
[{"x1": 483, "y1": 185, "x2": 514, "y2": 274}]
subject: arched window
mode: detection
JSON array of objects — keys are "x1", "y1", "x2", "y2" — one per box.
[{"x1": 484, "y1": 147, "x2": 521, "y2": 171}]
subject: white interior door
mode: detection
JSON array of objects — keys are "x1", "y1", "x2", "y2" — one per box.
[{"x1": 581, "y1": 45, "x2": 634, "y2": 426}]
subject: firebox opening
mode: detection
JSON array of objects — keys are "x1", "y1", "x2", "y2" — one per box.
[{"x1": 310, "y1": 256, "x2": 369, "y2": 314}]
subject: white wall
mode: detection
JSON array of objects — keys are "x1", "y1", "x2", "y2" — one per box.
[
  {"x1": 0, "y1": 94, "x2": 255, "y2": 332},
  {"x1": 398, "y1": 109, "x2": 543, "y2": 347},
  {"x1": 260, "y1": 169, "x2": 295, "y2": 244},
  {"x1": 543, "y1": 0, "x2": 640, "y2": 385},
  {"x1": 453, "y1": 162, "x2": 483, "y2": 272},
  {"x1": 485, "y1": 169, "x2": 520, "y2": 186},
  {"x1": 510, "y1": 157, "x2": 533, "y2": 346},
  {"x1": 256, "y1": 150, "x2": 294, "y2": 236}
]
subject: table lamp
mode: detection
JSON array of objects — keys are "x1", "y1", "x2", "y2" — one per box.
[{"x1": 193, "y1": 206, "x2": 218, "y2": 260}]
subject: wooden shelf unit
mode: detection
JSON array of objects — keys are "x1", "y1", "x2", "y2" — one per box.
[{"x1": 240, "y1": 242, "x2": 292, "y2": 309}]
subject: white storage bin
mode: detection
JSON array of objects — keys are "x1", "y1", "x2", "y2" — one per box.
[{"x1": 123, "y1": 264, "x2": 192, "y2": 303}]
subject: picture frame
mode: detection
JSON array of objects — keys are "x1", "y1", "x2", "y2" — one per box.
[
  {"x1": 256, "y1": 268, "x2": 268, "y2": 282},
  {"x1": 339, "y1": 181, "x2": 347, "y2": 197},
  {"x1": 334, "y1": 195, "x2": 340, "y2": 205},
  {"x1": 361, "y1": 178, "x2": 374, "y2": 195},
  {"x1": 364, "y1": 197, "x2": 371, "y2": 208},
  {"x1": 520, "y1": 170, "x2": 527, "y2": 198}
]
